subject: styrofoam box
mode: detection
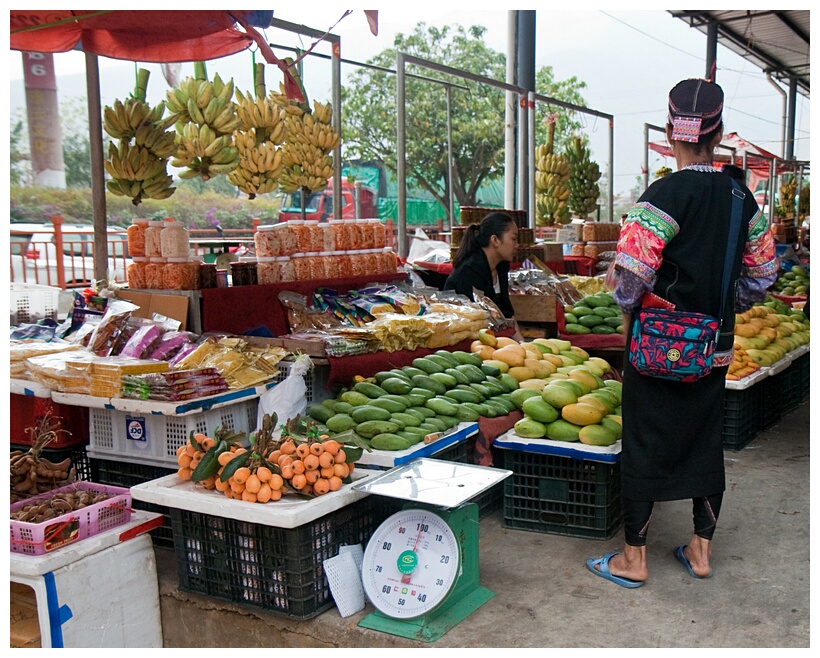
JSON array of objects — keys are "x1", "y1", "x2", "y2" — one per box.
[{"x1": 88, "y1": 397, "x2": 258, "y2": 469}]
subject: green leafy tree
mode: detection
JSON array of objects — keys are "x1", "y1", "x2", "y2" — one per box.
[
  {"x1": 10, "y1": 118, "x2": 27, "y2": 186},
  {"x1": 341, "y1": 22, "x2": 587, "y2": 209}
]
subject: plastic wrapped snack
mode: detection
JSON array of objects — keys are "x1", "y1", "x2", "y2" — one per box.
[
  {"x1": 119, "y1": 323, "x2": 164, "y2": 359},
  {"x1": 148, "y1": 330, "x2": 196, "y2": 361},
  {"x1": 86, "y1": 300, "x2": 139, "y2": 357}
]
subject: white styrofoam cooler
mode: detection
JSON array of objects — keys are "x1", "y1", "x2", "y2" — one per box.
[{"x1": 88, "y1": 396, "x2": 258, "y2": 469}]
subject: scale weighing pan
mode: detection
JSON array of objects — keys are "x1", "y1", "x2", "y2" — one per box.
[{"x1": 352, "y1": 458, "x2": 511, "y2": 509}]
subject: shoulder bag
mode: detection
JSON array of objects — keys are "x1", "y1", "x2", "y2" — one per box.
[{"x1": 628, "y1": 178, "x2": 745, "y2": 382}]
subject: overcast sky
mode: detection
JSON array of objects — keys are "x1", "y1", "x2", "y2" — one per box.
[{"x1": 7, "y1": 6, "x2": 813, "y2": 196}]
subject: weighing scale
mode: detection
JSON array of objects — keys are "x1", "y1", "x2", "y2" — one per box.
[{"x1": 352, "y1": 458, "x2": 512, "y2": 642}]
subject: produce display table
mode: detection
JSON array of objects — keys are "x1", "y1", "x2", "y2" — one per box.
[
  {"x1": 356, "y1": 422, "x2": 479, "y2": 469},
  {"x1": 199, "y1": 273, "x2": 403, "y2": 337},
  {"x1": 10, "y1": 510, "x2": 164, "y2": 648}
]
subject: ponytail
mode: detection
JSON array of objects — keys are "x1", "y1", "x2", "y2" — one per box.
[{"x1": 452, "y1": 212, "x2": 516, "y2": 269}]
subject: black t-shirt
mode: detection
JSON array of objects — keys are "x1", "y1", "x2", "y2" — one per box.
[{"x1": 444, "y1": 249, "x2": 515, "y2": 318}]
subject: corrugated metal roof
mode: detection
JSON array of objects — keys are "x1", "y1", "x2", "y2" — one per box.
[{"x1": 669, "y1": 10, "x2": 809, "y2": 98}]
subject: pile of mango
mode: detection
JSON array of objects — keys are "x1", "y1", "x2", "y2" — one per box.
[
  {"x1": 308, "y1": 350, "x2": 520, "y2": 452},
  {"x1": 563, "y1": 290, "x2": 623, "y2": 335},
  {"x1": 733, "y1": 297, "x2": 810, "y2": 367},
  {"x1": 772, "y1": 264, "x2": 809, "y2": 297}
]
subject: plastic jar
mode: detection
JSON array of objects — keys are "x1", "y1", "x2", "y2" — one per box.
[
  {"x1": 318, "y1": 251, "x2": 337, "y2": 279},
  {"x1": 230, "y1": 259, "x2": 258, "y2": 286},
  {"x1": 254, "y1": 224, "x2": 282, "y2": 257},
  {"x1": 289, "y1": 220, "x2": 310, "y2": 253},
  {"x1": 320, "y1": 222, "x2": 336, "y2": 252},
  {"x1": 372, "y1": 219, "x2": 387, "y2": 249},
  {"x1": 330, "y1": 219, "x2": 351, "y2": 251},
  {"x1": 291, "y1": 253, "x2": 312, "y2": 281},
  {"x1": 359, "y1": 220, "x2": 377, "y2": 250},
  {"x1": 164, "y1": 257, "x2": 198, "y2": 290},
  {"x1": 145, "y1": 257, "x2": 167, "y2": 289},
  {"x1": 144, "y1": 221, "x2": 165, "y2": 259},
  {"x1": 361, "y1": 249, "x2": 382, "y2": 275},
  {"x1": 277, "y1": 256, "x2": 295, "y2": 282},
  {"x1": 334, "y1": 251, "x2": 353, "y2": 278},
  {"x1": 199, "y1": 263, "x2": 217, "y2": 289},
  {"x1": 347, "y1": 221, "x2": 364, "y2": 251},
  {"x1": 348, "y1": 250, "x2": 366, "y2": 277},
  {"x1": 127, "y1": 219, "x2": 148, "y2": 257},
  {"x1": 256, "y1": 256, "x2": 281, "y2": 285},
  {"x1": 127, "y1": 256, "x2": 147, "y2": 288},
  {"x1": 278, "y1": 222, "x2": 298, "y2": 256},
  {"x1": 382, "y1": 247, "x2": 398, "y2": 274},
  {"x1": 160, "y1": 220, "x2": 190, "y2": 259},
  {"x1": 304, "y1": 220, "x2": 324, "y2": 252}
]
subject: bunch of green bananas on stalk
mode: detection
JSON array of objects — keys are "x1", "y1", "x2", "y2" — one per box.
[
  {"x1": 534, "y1": 144, "x2": 572, "y2": 225},
  {"x1": 103, "y1": 70, "x2": 177, "y2": 205},
  {"x1": 276, "y1": 97, "x2": 339, "y2": 194},
  {"x1": 564, "y1": 136, "x2": 602, "y2": 219},
  {"x1": 167, "y1": 71, "x2": 242, "y2": 181}
]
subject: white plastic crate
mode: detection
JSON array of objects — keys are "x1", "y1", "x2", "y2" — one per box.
[
  {"x1": 270, "y1": 358, "x2": 331, "y2": 404},
  {"x1": 10, "y1": 283, "x2": 62, "y2": 325},
  {"x1": 88, "y1": 397, "x2": 258, "y2": 468}
]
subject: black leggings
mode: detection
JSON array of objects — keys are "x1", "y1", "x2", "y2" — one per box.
[{"x1": 622, "y1": 493, "x2": 723, "y2": 547}]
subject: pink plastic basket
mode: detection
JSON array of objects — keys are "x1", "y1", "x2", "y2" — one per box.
[{"x1": 10, "y1": 481, "x2": 132, "y2": 556}]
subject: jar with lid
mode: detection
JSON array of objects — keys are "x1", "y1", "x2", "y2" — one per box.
[
  {"x1": 127, "y1": 219, "x2": 148, "y2": 257},
  {"x1": 330, "y1": 219, "x2": 351, "y2": 251},
  {"x1": 361, "y1": 249, "x2": 382, "y2": 275},
  {"x1": 164, "y1": 258, "x2": 198, "y2": 290},
  {"x1": 145, "y1": 257, "x2": 166, "y2": 289},
  {"x1": 256, "y1": 257, "x2": 280, "y2": 285},
  {"x1": 160, "y1": 220, "x2": 190, "y2": 259},
  {"x1": 347, "y1": 221, "x2": 364, "y2": 250},
  {"x1": 254, "y1": 225, "x2": 282, "y2": 257},
  {"x1": 199, "y1": 263, "x2": 217, "y2": 289},
  {"x1": 230, "y1": 259, "x2": 258, "y2": 286},
  {"x1": 144, "y1": 221, "x2": 165, "y2": 259},
  {"x1": 358, "y1": 220, "x2": 376, "y2": 250},
  {"x1": 289, "y1": 220, "x2": 310, "y2": 253},
  {"x1": 372, "y1": 219, "x2": 387, "y2": 249},
  {"x1": 382, "y1": 248, "x2": 398, "y2": 274},
  {"x1": 292, "y1": 253, "x2": 312, "y2": 281},
  {"x1": 278, "y1": 222, "x2": 298, "y2": 255},
  {"x1": 320, "y1": 222, "x2": 336, "y2": 252},
  {"x1": 335, "y1": 251, "x2": 353, "y2": 278},
  {"x1": 277, "y1": 256, "x2": 295, "y2": 282},
  {"x1": 127, "y1": 256, "x2": 147, "y2": 288},
  {"x1": 318, "y1": 251, "x2": 338, "y2": 279},
  {"x1": 304, "y1": 220, "x2": 324, "y2": 252},
  {"x1": 348, "y1": 250, "x2": 367, "y2": 277}
]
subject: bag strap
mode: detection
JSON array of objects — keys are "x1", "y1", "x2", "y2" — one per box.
[{"x1": 720, "y1": 178, "x2": 745, "y2": 322}]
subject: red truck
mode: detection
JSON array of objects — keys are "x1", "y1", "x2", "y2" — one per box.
[{"x1": 278, "y1": 178, "x2": 378, "y2": 221}]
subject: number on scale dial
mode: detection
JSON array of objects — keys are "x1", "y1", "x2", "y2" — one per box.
[{"x1": 362, "y1": 509, "x2": 460, "y2": 619}]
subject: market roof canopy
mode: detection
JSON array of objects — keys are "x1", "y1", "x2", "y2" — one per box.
[
  {"x1": 649, "y1": 132, "x2": 786, "y2": 173},
  {"x1": 10, "y1": 10, "x2": 274, "y2": 63}
]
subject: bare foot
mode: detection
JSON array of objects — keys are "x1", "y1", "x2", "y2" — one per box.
[
  {"x1": 683, "y1": 536, "x2": 712, "y2": 577},
  {"x1": 592, "y1": 544, "x2": 648, "y2": 582}
]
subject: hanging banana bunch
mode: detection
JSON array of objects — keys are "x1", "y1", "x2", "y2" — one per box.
[
  {"x1": 534, "y1": 120, "x2": 572, "y2": 226},
  {"x1": 271, "y1": 57, "x2": 340, "y2": 196},
  {"x1": 167, "y1": 62, "x2": 242, "y2": 181},
  {"x1": 228, "y1": 64, "x2": 286, "y2": 199},
  {"x1": 564, "y1": 135, "x2": 602, "y2": 219},
  {"x1": 103, "y1": 68, "x2": 177, "y2": 206}
]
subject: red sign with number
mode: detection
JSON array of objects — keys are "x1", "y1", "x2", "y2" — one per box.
[{"x1": 22, "y1": 51, "x2": 57, "y2": 90}]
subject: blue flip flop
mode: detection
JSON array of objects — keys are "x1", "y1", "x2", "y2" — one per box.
[
  {"x1": 586, "y1": 552, "x2": 644, "y2": 589},
  {"x1": 674, "y1": 545, "x2": 713, "y2": 578}
]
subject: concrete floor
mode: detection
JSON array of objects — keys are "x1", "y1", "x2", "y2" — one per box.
[{"x1": 153, "y1": 399, "x2": 810, "y2": 648}]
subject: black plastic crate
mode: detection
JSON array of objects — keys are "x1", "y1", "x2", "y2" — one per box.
[
  {"x1": 89, "y1": 456, "x2": 176, "y2": 549},
  {"x1": 497, "y1": 448, "x2": 622, "y2": 540},
  {"x1": 759, "y1": 371, "x2": 783, "y2": 429},
  {"x1": 798, "y1": 353, "x2": 810, "y2": 402},
  {"x1": 170, "y1": 494, "x2": 393, "y2": 619},
  {"x1": 722, "y1": 386, "x2": 760, "y2": 451},
  {"x1": 11, "y1": 443, "x2": 92, "y2": 483},
  {"x1": 780, "y1": 359, "x2": 802, "y2": 415}
]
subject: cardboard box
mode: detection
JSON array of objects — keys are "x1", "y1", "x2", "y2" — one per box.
[
  {"x1": 538, "y1": 241, "x2": 565, "y2": 262},
  {"x1": 509, "y1": 294, "x2": 557, "y2": 323},
  {"x1": 115, "y1": 289, "x2": 197, "y2": 332}
]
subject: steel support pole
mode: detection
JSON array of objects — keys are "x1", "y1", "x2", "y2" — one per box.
[
  {"x1": 396, "y1": 52, "x2": 408, "y2": 258},
  {"x1": 446, "y1": 85, "x2": 455, "y2": 230},
  {"x1": 85, "y1": 52, "x2": 108, "y2": 283}
]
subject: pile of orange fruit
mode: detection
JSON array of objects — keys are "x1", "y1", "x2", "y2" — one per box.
[{"x1": 726, "y1": 346, "x2": 762, "y2": 381}]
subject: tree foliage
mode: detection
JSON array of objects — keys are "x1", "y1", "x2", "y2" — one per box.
[{"x1": 341, "y1": 22, "x2": 588, "y2": 209}]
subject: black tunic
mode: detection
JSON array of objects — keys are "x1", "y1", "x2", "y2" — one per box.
[
  {"x1": 443, "y1": 249, "x2": 515, "y2": 319},
  {"x1": 619, "y1": 169, "x2": 759, "y2": 502}
]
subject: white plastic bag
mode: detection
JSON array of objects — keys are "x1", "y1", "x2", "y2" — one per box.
[{"x1": 256, "y1": 353, "x2": 313, "y2": 436}]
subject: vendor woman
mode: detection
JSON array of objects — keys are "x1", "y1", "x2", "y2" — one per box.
[{"x1": 444, "y1": 211, "x2": 522, "y2": 338}]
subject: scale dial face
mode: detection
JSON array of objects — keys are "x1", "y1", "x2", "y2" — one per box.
[{"x1": 362, "y1": 509, "x2": 461, "y2": 619}]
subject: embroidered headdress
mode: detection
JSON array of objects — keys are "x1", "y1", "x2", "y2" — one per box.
[{"x1": 668, "y1": 78, "x2": 723, "y2": 143}]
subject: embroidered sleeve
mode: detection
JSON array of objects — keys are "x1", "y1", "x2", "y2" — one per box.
[
  {"x1": 613, "y1": 202, "x2": 679, "y2": 285},
  {"x1": 742, "y1": 209, "x2": 779, "y2": 278}
]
